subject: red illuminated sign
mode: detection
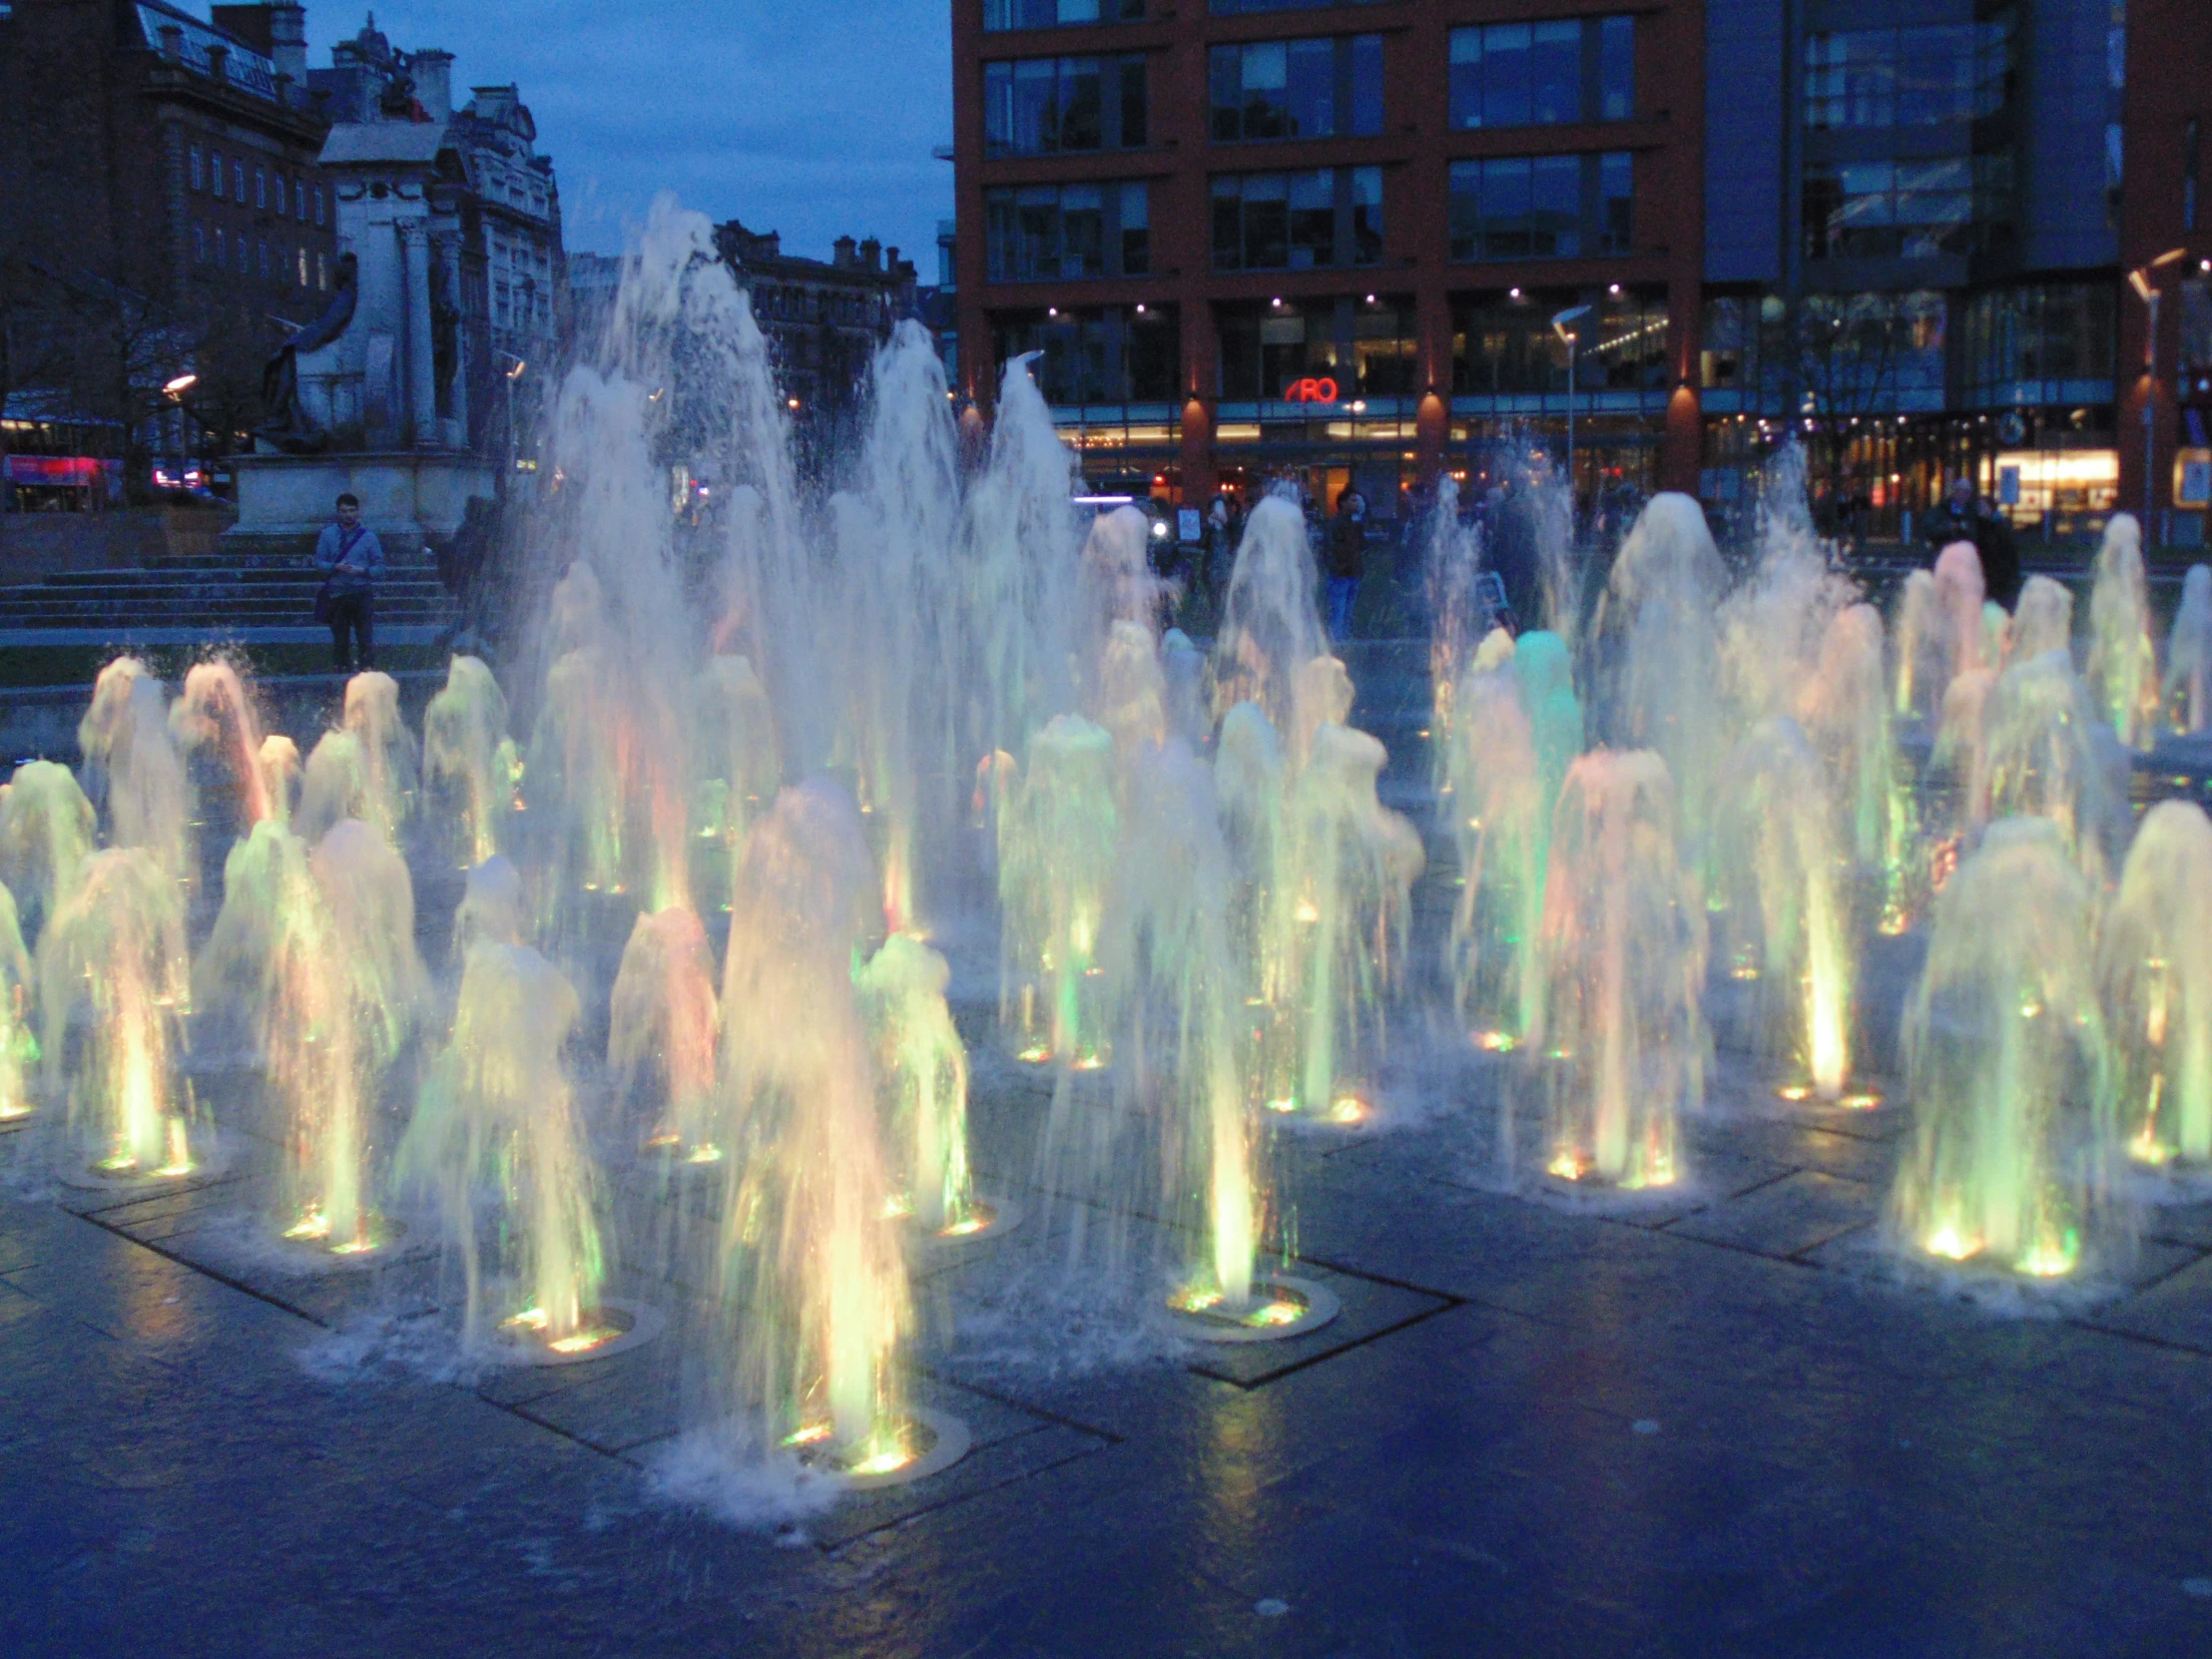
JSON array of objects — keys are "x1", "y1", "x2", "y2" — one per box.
[{"x1": 1283, "y1": 376, "x2": 1340, "y2": 404}]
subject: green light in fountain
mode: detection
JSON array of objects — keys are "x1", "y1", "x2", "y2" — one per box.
[
  {"x1": 396, "y1": 942, "x2": 605, "y2": 1347},
  {"x1": 2099, "y1": 802, "x2": 2212, "y2": 1167},
  {"x1": 997, "y1": 716, "x2": 1116, "y2": 1067},
  {"x1": 1890, "y1": 819, "x2": 2120, "y2": 1278},
  {"x1": 423, "y1": 656, "x2": 519, "y2": 866},
  {"x1": 857, "y1": 931, "x2": 974, "y2": 1236},
  {"x1": 2085, "y1": 514, "x2": 2161, "y2": 752}
]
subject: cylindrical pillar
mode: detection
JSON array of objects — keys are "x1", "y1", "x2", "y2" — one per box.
[{"x1": 402, "y1": 222, "x2": 436, "y2": 449}]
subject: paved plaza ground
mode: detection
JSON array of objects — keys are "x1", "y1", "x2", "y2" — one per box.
[{"x1": 4, "y1": 650, "x2": 2212, "y2": 1657}]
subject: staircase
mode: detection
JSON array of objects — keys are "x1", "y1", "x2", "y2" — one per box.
[{"x1": 0, "y1": 542, "x2": 462, "y2": 665}]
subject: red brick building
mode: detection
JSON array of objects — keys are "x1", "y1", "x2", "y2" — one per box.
[
  {"x1": 0, "y1": 1, "x2": 338, "y2": 483},
  {"x1": 952, "y1": 0, "x2": 1707, "y2": 519}
]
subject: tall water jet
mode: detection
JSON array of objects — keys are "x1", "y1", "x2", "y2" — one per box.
[
  {"x1": 856, "y1": 932, "x2": 974, "y2": 1236},
  {"x1": 713, "y1": 783, "x2": 913, "y2": 1466},
  {"x1": 0, "y1": 761, "x2": 95, "y2": 941},
  {"x1": 1423, "y1": 476, "x2": 1484, "y2": 780},
  {"x1": 1721, "y1": 449, "x2": 1856, "y2": 729},
  {"x1": 608, "y1": 905, "x2": 720, "y2": 1158},
  {"x1": 1981, "y1": 649, "x2": 2125, "y2": 883},
  {"x1": 1214, "y1": 496, "x2": 1327, "y2": 731},
  {"x1": 1100, "y1": 741, "x2": 1262, "y2": 1306},
  {"x1": 454, "y1": 853, "x2": 528, "y2": 954},
  {"x1": 1536, "y1": 752, "x2": 1706, "y2": 1187},
  {"x1": 1891, "y1": 818, "x2": 2119, "y2": 1276},
  {"x1": 957, "y1": 354, "x2": 1080, "y2": 773},
  {"x1": 397, "y1": 940, "x2": 608, "y2": 1350},
  {"x1": 338, "y1": 672, "x2": 419, "y2": 840},
  {"x1": 1891, "y1": 570, "x2": 1940, "y2": 718},
  {"x1": 998, "y1": 716, "x2": 1116, "y2": 1067},
  {"x1": 690, "y1": 652, "x2": 779, "y2": 907},
  {"x1": 77, "y1": 659, "x2": 191, "y2": 883},
  {"x1": 1796, "y1": 603, "x2": 1903, "y2": 878},
  {"x1": 2009, "y1": 575, "x2": 2075, "y2": 667},
  {"x1": 259, "y1": 736, "x2": 300, "y2": 828},
  {"x1": 1717, "y1": 720, "x2": 1855, "y2": 1099},
  {"x1": 2165, "y1": 565, "x2": 2212, "y2": 734},
  {"x1": 200, "y1": 819, "x2": 424, "y2": 1249},
  {"x1": 169, "y1": 660, "x2": 273, "y2": 830},
  {"x1": 1591, "y1": 495, "x2": 1727, "y2": 862},
  {"x1": 832, "y1": 323, "x2": 966, "y2": 930},
  {"x1": 1449, "y1": 655, "x2": 1546, "y2": 1052},
  {"x1": 2099, "y1": 801, "x2": 2212, "y2": 1166},
  {"x1": 1276, "y1": 725, "x2": 1424, "y2": 1118},
  {"x1": 0, "y1": 883, "x2": 35, "y2": 1121},
  {"x1": 423, "y1": 656, "x2": 520, "y2": 865},
  {"x1": 2085, "y1": 513, "x2": 2159, "y2": 749},
  {"x1": 38, "y1": 848, "x2": 194, "y2": 1177}
]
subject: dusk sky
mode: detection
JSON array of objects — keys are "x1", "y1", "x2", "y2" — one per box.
[{"x1": 310, "y1": 3, "x2": 955, "y2": 270}]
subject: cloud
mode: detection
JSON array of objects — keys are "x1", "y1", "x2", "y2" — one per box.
[{"x1": 310, "y1": 2, "x2": 953, "y2": 265}]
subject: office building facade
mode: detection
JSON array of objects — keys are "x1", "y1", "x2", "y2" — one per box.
[{"x1": 953, "y1": 0, "x2": 2208, "y2": 544}]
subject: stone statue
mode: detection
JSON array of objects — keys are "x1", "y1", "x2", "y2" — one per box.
[{"x1": 260, "y1": 253, "x2": 360, "y2": 453}]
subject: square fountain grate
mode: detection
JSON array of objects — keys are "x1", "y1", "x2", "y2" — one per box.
[{"x1": 1181, "y1": 1259, "x2": 1459, "y2": 1390}]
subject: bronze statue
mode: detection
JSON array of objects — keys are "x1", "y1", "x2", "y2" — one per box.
[{"x1": 260, "y1": 252, "x2": 359, "y2": 453}]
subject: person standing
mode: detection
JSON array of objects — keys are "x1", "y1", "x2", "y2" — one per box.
[
  {"x1": 1925, "y1": 475, "x2": 2020, "y2": 609},
  {"x1": 315, "y1": 491, "x2": 383, "y2": 672},
  {"x1": 1326, "y1": 488, "x2": 1367, "y2": 641}
]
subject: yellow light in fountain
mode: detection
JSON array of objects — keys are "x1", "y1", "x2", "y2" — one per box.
[
  {"x1": 1294, "y1": 898, "x2": 1320, "y2": 924},
  {"x1": 939, "y1": 1213, "x2": 988, "y2": 1238},
  {"x1": 1169, "y1": 1284, "x2": 1224, "y2": 1314},
  {"x1": 880, "y1": 1194, "x2": 915, "y2": 1221},
  {"x1": 1265, "y1": 1096, "x2": 1298, "y2": 1114},
  {"x1": 156, "y1": 1120, "x2": 194, "y2": 1177},
  {"x1": 1328, "y1": 1095, "x2": 1367, "y2": 1124},
  {"x1": 1474, "y1": 1031, "x2": 1517, "y2": 1053},
  {"x1": 684, "y1": 1143, "x2": 725, "y2": 1165},
  {"x1": 1775, "y1": 1083, "x2": 1815, "y2": 1103},
  {"x1": 1246, "y1": 1298, "x2": 1303, "y2": 1327},
  {"x1": 781, "y1": 1422, "x2": 833, "y2": 1448},
  {"x1": 1925, "y1": 1226, "x2": 1978, "y2": 1262},
  {"x1": 284, "y1": 1210, "x2": 333, "y2": 1243},
  {"x1": 1546, "y1": 1151, "x2": 1587, "y2": 1181},
  {"x1": 503, "y1": 1307, "x2": 552, "y2": 1333},
  {"x1": 547, "y1": 1326, "x2": 618, "y2": 1355},
  {"x1": 848, "y1": 1442, "x2": 916, "y2": 1478}
]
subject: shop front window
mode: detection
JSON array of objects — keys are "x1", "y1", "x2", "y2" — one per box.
[
  {"x1": 1212, "y1": 167, "x2": 1382, "y2": 272},
  {"x1": 1448, "y1": 153, "x2": 1631, "y2": 262},
  {"x1": 996, "y1": 304, "x2": 1180, "y2": 404}
]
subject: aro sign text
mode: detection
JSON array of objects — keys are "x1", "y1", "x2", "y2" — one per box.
[{"x1": 1282, "y1": 376, "x2": 1341, "y2": 404}]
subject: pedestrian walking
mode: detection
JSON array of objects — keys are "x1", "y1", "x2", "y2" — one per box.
[
  {"x1": 1326, "y1": 488, "x2": 1367, "y2": 641},
  {"x1": 315, "y1": 491, "x2": 384, "y2": 672}
]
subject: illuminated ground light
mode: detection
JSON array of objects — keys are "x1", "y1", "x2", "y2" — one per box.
[
  {"x1": 0, "y1": 1099, "x2": 32, "y2": 1123},
  {"x1": 1924, "y1": 1226, "x2": 1979, "y2": 1263},
  {"x1": 1840, "y1": 1089, "x2": 1884, "y2": 1110},
  {"x1": 902, "y1": 1195, "x2": 1025, "y2": 1252},
  {"x1": 1016, "y1": 1044, "x2": 1053, "y2": 1064},
  {"x1": 1167, "y1": 1273, "x2": 1343, "y2": 1346},
  {"x1": 497, "y1": 1298, "x2": 665, "y2": 1368},
  {"x1": 1327, "y1": 1095, "x2": 1368, "y2": 1125},
  {"x1": 2129, "y1": 1131, "x2": 2175, "y2": 1166},
  {"x1": 1473, "y1": 1031, "x2": 1518, "y2": 1053},
  {"x1": 1546, "y1": 1151, "x2": 1588, "y2": 1181},
  {"x1": 1774, "y1": 1082, "x2": 1816, "y2": 1103},
  {"x1": 282, "y1": 1210, "x2": 400, "y2": 1260},
  {"x1": 787, "y1": 1407, "x2": 973, "y2": 1490},
  {"x1": 683, "y1": 1143, "x2": 725, "y2": 1165},
  {"x1": 1294, "y1": 898, "x2": 1321, "y2": 924},
  {"x1": 1265, "y1": 1096, "x2": 1299, "y2": 1114},
  {"x1": 1070, "y1": 1048, "x2": 1110, "y2": 1071},
  {"x1": 2015, "y1": 1234, "x2": 2080, "y2": 1278}
]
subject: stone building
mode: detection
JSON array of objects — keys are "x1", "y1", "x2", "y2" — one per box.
[
  {"x1": 711, "y1": 220, "x2": 919, "y2": 421},
  {"x1": 305, "y1": 15, "x2": 564, "y2": 466}
]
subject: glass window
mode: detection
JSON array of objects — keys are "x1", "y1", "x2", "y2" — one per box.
[
  {"x1": 1803, "y1": 154, "x2": 2008, "y2": 259},
  {"x1": 1598, "y1": 16, "x2": 1633, "y2": 120},
  {"x1": 256, "y1": 168, "x2": 267, "y2": 209},
  {"x1": 985, "y1": 53, "x2": 1143, "y2": 153},
  {"x1": 985, "y1": 180, "x2": 1148, "y2": 280},
  {"x1": 1453, "y1": 291, "x2": 1670, "y2": 396},
  {"x1": 1805, "y1": 15, "x2": 2015, "y2": 130},
  {"x1": 1210, "y1": 35, "x2": 1382, "y2": 142},
  {"x1": 193, "y1": 223, "x2": 206, "y2": 263},
  {"x1": 313, "y1": 187, "x2": 324, "y2": 227},
  {"x1": 985, "y1": 0, "x2": 1142, "y2": 29},
  {"x1": 1450, "y1": 16, "x2": 1636, "y2": 130},
  {"x1": 1211, "y1": 169, "x2": 1382, "y2": 271},
  {"x1": 996, "y1": 303, "x2": 1179, "y2": 403},
  {"x1": 189, "y1": 146, "x2": 204, "y2": 192},
  {"x1": 1449, "y1": 152, "x2": 1631, "y2": 262},
  {"x1": 1964, "y1": 283, "x2": 2118, "y2": 403},
  {"x1": 2180, "y1": 279, "x2": 2211, "y2": 373},
  {"x1": 234, "y1": 160, "x2": 245, "y2": 203},
  {"x1": 296, "y1": 246, "x2": 308, "y2": 286}
]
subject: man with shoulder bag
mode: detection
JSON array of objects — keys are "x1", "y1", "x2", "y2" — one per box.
[{"x1": 314, "y1": 492, "x2": 383, "y2": 672}]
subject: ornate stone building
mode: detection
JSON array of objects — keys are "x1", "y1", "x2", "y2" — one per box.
[{"x1": 711, "y1": 220, "x2": 919, "y2": 422}]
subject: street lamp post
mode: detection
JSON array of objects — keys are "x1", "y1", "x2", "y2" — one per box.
[
  {"x1": 2129, "y1": 248, "x2": 2189, "y2": 533},
  {"x1": 1552, "y1": 304, "x2": 1592, "y2": 525}
]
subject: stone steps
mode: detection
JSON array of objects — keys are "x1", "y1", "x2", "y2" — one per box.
[{"x1": 0, "y1": 556, "x2": 461, "y2": 635}]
